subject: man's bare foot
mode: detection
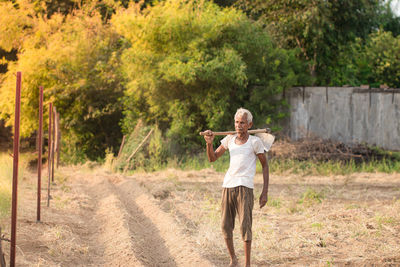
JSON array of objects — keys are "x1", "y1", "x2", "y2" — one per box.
[{"x1": 229, "y1": 256, "x2": 239, "y2": 267}]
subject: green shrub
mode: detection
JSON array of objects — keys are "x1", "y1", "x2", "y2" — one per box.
[
  {"x1": 0, "y1": 8, "x2": 125, "y2": 161},
  {"x1": 113, "y1": 0, "x2": 305, "y2": 154},
  {"x1": 0, "y1": 152, "x2": 29, "y2": 219},
  {"x1": 0, "y1": 153, "x2": 12, "y2": 218},
  {"x1": 114, "y1": 121, "x2": 170, "y2": 172}
]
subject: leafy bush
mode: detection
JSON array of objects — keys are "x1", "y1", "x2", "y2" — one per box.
[
  {"x1": 0, "y1": 8, "x2": 125, "y2": 160},
  {"x1": 113, "y1": 121, "x2": 169, "y2": 171},
  {"x1": 112, "y1": 0, "x2": 306, "y2": 154},
  {"x1": 0, "y1": 153, "x2": 12, "y2": 219},
  {"x1": 364, "y1": 30, "x2": 400, "y2": 88},
  {"x1": 331, "y1": 30, "x2": 400, "y2": 88}
]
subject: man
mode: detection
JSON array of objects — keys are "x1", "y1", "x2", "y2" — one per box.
[{"x1": 203, "y1": 108, "x2": 269, "y2": 267}]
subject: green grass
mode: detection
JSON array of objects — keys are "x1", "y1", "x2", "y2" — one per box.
[
  {"x1": 179, "y1": 154, "x2": 400, "y2": 175},
  {"x1": 370, "y1": 147, "x2": 400, "y2": 161},
  {"x1": 311, "y1": 222, "x2": 323, "y2": 231},
  {"x1": 114, "y1": 146, "x2": 400, "y2": 175},
  {"x1": 298, "y1": 187, "x2": 325, "y2": 206},
  {"x1": 158, "y1": 153, "x2": 400, "y2": 175},
  {"x1": 267, "y1": 197, "x2": 282, "y2": 208},
  {"x1": 375, "y1": 215, "x2": 397, "y2": 227},
  {"x1": 0, "y1": 151, "x2": 30, "y2": 220},
  {"x1": 172, "y1": 152, "x2": 230, "y2": 172},
  {"x1": 266, "y1": 158, "x2": 400, "y2": 176},
  {"x1": 197, "y1": 156, "x2": 400, "y2": 176},
  {"x1": 0, "y1": 152, "x2": 14, "y2": 219}
]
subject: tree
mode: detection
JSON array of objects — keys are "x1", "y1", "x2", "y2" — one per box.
[
  {"x1": 112, "y1": 0, "x2": 306, "y2": 152},
  {"x1": 0, "y1": 8, "x2": 125, "y2": 160},
  {"x1": 365, "y1": 31, "x2": 400, "y2": 87},
  {"x1": 0, "y1": 0, "x2": 36, "y2": 52},
  {"x1": 328, "y1": 30, "x2": 400, "y2": 88},
  {"x1": 378, "y1": 0, "x2": 400, "y2": 36},
  {"x1": 233, "y1": 0, "x2": 388, "y2": 85},
  {"x1": 0, "y1": 48, "x2": 17, "y2": 73}
]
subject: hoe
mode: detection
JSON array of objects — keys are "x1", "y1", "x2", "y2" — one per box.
[{"x1": 199, "y1": 128, "x2": 275, "y2": 152}]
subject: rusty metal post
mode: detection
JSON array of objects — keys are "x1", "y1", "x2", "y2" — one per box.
[
  {"x1": 10, "y1": 71, "x2": 21, "y2": 267},
  {"x1": 37, "y1": 86, "x2": 43, "y2": 222},
  {"x1": 47, "y1": 103, "x2": 52, "y2": 207},
  {"x1": 51, "y1": 107, "x2": 56, "y2": 182},
  {"x1": 55, "y1": 111, "x2": 61, "y2": 169}
]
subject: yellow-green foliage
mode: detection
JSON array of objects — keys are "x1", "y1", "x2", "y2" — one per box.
[
  {"x1": 148, "y1": 126, "x2": 168, "y2": 169},
  {"x1": 0, "y1": 153, "x2": 13, "y2": 218},
  {"x1": 114, "y1": 122, "x2": 169, "y2": 171},
  {"x1": 0, "y1": 0, "x2": 36, "y2": 51},
  {"x1": 365, "y1": 31, "x2": 400, "y2": 87},
  {"x1": 112, "y1": 0, "x2": 303, "y2": 152},
  {"x1": 104, "y1": 147, "x2": 115, "y2": 171},
  {"x1": 0, "y1": 4, "x2": 125, "y2": 160}
]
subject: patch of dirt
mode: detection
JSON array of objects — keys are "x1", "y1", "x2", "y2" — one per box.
[
  {"x1": 1, "y1": 166, "x2": 399, "y2": 266},
  {"x1": 1, "y1": 166, "x2": 213, "y2": 266}
]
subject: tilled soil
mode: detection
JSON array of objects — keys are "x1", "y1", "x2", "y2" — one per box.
[
  {"x1": 1, "y1": 165, "x2": 400, "y2": 266},
  {"x1": 2, "y1": 166, "x2": 212, "y2": 266}
]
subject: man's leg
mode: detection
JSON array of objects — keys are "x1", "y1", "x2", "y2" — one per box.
[
  {"x1": 237, "y1": 186, "x2": 254, "y2": 267},
  {"x1": 221, "y1": 188, "x2": 238, "y2": 266},
  {"x1": 225, "y1": 238, "x2": 238, "y2": 266},
  {"x1": 244, "y1": 240, "x2": 251, "y2": 267}
]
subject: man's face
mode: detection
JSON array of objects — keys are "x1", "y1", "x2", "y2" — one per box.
[{"x1": 235, "y1": 114, "x2": 252, "y2": 134}]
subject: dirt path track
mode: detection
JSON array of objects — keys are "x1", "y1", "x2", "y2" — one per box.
[
  {"x1": 8, "y1": 166, "x2": 213, "y2": 266},
  {"x1": 86, "y1": 171, "x2": 213, "y2": 266},
  {"x1": 4, "y1": 166, "x2": 400, "y2": 266}
]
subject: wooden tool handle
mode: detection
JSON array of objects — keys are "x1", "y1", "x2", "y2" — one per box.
[{"x1": 199, "y1": 128, "x2": 269, "y2": 136}]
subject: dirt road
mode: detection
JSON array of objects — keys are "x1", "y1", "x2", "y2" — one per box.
[
  {"x1": 5, "y1": 166, "x2": 214, "y2": 266},
  {"x1": 2, "y1": 165, "x2": 400, "y2": 266}
]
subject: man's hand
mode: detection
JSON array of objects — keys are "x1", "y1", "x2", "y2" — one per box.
[
  {"x1": 259, "y1": 192, "x2": 268, "y2": 208},
  {"x1": 203, "y1": 130, "x2": 214, "y2": 144}
]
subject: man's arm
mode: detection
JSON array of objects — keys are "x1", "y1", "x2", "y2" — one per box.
[
  {"x1": 203, "y1": 130, "x2": 226, "y2": 162},
  {"x1": 257, "y1": 153, "x2": 269, "y2": 208}
]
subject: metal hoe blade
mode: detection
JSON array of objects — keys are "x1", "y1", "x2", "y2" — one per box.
[{"x1": 255, "y1": 133, "x2": 275, "y2": 152}]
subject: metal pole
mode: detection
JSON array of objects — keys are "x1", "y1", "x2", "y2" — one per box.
[
  {"x1": 10, "y1": 71, "x2": 21, "y2": 267},
  {"x1": 47, "y1": 103, "x2": 52, "y2": 207},
  {"x1": 37, "y1": 86, "x2": 43, "y2": 222},
  {"x1": 51, "y1": 107, "x2": 55, "y2": 182},
  {"x1": 55, "y1": 111, "x2": 60, "y2": 169}
]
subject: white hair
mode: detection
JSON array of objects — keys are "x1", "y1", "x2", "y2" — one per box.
[{"x1": 234, "y1": 108, "x2": 253, "y2": 123}]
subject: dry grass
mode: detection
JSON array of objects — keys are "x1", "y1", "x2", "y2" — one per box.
[
  {"x1": 0, "y1": 151, "x2": 32, "y2": 223},
  {"x1": 0, "y1": 152, "x2": 13, "y2": 219},
  {"x1": 0, "y1": 165, "x2": 96, "y2": 266},
  {"x1": 133, "y1": 169, "x2": 400, "y2": 266},
  {"x1": 41, "y1": 224, "x2": 89, "y2": 259},
  {"x1": 2, "y1": 162, "x2": 399, "y2": 266}
]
